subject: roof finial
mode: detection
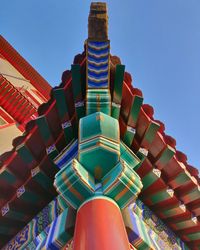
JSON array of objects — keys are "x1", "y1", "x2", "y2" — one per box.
[{"x1": 88, "y1": 2, "x2": 108, "y2": 41}]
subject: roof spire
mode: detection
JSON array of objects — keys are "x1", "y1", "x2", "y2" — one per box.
[{"x1": 88, "y1": 2, "x2": 108, "y2": 41}]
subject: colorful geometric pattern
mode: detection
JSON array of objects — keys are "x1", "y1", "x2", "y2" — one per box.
[
  {"x1": 44, "y1": 208, "x2": 75, "y2": 249},
  {"x1": 122, "y1": 200, "x2": 189, "y2": 250},
  {"x1": 55, "y1": 157, "x2": 142, "y2": 210},
  {"x1": 86, "y1": 87, "x2": 111, "y2": 115},
  {"x1": 54, "y1": 158, "x2": 96, "y2": 209},
  {"x1": 54, "y1": 140, "x2": 78, "y2": 169},
  {"x1": 87, "y1": 41, "x2": 110, "y2": 88},
  {"x1": 26, "y1": 225, "x2": 50, "y2": 250},
  {"x1": 25, "y1": 207, "x2": 75, "y2": 249},
  {"x1": 102, "y1": 159, "x2": 142, "y2": 208},
  {"x1": 86, "y1": 41, "x2": 111, "y2": 115},
  {"x1": 3, "y1": 197, "x2": 66, "y2": 249},
  {"x1": 54, "y1": 111, "x2": 142, "y2": 211},
  {"x1": 79, "y1": 112, "x2": 120, "y2": 179}
]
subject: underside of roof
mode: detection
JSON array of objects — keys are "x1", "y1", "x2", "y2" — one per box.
[
  {"x1": 0, "y1": 35, "x2": 51, "y2": 100},
  {"x1": 0, "y1": 2, "x2": 200, "y2": 250}
]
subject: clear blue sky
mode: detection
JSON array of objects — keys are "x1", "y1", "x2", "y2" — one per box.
[{"x1": 1, "y1": 1, "x2": 200, "y2": 171}]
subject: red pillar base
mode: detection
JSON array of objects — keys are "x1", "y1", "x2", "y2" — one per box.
[{"x1": 73, "y1": 196, "x2": 130, "y2": 250}]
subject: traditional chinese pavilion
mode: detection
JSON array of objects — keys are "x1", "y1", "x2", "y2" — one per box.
[
  {"x1": 0, "y1": 35, "x2": 51, "y2": 155},
  {"x1": 1, "y1": 3, "x2": 200, "y2": 250}
]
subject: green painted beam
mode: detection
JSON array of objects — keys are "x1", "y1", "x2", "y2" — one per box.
[
  {"x1": 113, "y1": 64, "x2": 125, "y2": 103},
  {"x1": 155, "y1": 145, "x2": 175, "y2": 170},
  {"x1": 0, "y1": 225, "x2": 17, "y2": 236},
  {"x1": 123, "y1": 126, "x2": 136, "y2": 147},
  {"x1": 0, "y1": 168, "x2": 17, "y2": 185},
  {"x1": 127, "y1": 95, "x2": 143, "y2": 127},
  {"x1": 187, "y1": 232, "x2": 200, "y2": 241},
  {"x1": 120, "y1": 142, "x2": 140, "y2": 168},
  {"x1": 16, "y1": 143, "x2": 35, "y2": 165},
  {"x1": 111, "y1": 64, "x2": 125, "y2": 119},
  {"x1": 53, "y1": 88, "x2": 74, "y2": 144},
  {"x1": 168, "y1": 171, "x2": 191, "y2": 189},
  {"x1": 123, "y1": 96, "x2": 143, "y2": 147},
  {"x1": 181, "y1": 186, "x2": 200, "y2": 204},
  {"x1": 134, "y1": 148, "x2": 148, "y2": 172},
  {"x1": 161, "y1": 204, "x2": 186, "y2": 218},
  {"x1": 36, "y1": 115, "x2": 59, "y2": 160},
  {"x1": 16, "y1": 184, "x2": 45, "y2": 206},
  {"x1": 86, "y1": 89, "x2": 111, "y2": 115},
  {"x1": 71, "y1": 64, "x2": 85, "y2": 120},
  {"x1": 141, "y1": 121, "x2": 160, "y2": 148},
  {"x1": 174, "y1": 216, "x2": 197, "y2": 230},
  {"x1": 111, "y1": 102, "x2": 121, "y2": 120},
  {"x1": 141, "y1": 168, "x2": 161, "y2": 190},
  {"x1": 31, "y1": 167, "x2": 55, "y2": 195},
  {"x1": 53, "y1": 88, "x2": 69, "y2": 118},
  {"x1": 1, "y1": 202, "x2": 28, "y2": 222},
  {"x1": 35, "y1": 115, "x2": 53, "y2": 143},
  {"x1": 148, "y1": 187, "x2": 174, "y2": 204}
]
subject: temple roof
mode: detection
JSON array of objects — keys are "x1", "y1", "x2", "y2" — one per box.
[
  {"x1": 0, "y1": 35, "x2": 51, "y2": 100},
  {"x1": 0, "y1": 36, "x2": 52, "y2": 154},
  {"x1": 0, "y1": 3, "x2": 200, "y2": 249}
]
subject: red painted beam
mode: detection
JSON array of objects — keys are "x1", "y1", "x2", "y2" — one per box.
[
  {"x1": 135, "y1": 107, "x2": 151, "y2": 142},
  {"x1": 187, "y1": 241, "x2": 200, "y2": 250},
  {"x1": 188, "y1": 199, "x2": 200, "y2": 216},
  {"x1": 177, "y1": 224, "x2": 200, "y2": 235}
]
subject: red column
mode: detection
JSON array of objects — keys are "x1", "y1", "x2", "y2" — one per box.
[{"x1": 73, "y1": 196, "x2": 130, "y2": 250}]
